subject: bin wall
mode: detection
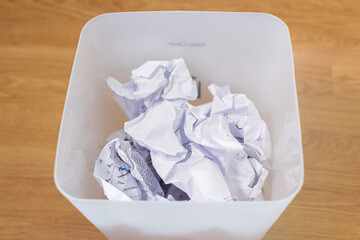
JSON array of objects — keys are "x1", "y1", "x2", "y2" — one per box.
[{"x1": 70, "y1": 197, "x2": 292, "y2": 240}]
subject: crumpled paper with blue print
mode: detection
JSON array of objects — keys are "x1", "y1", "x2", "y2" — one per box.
[{"x1": 95, "y1": 58, "x2": 271, "y2": 202}]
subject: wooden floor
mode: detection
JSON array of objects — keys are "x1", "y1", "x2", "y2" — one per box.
[{"x1": 0, "y1": 0, "x2": 359, "y2": 239}]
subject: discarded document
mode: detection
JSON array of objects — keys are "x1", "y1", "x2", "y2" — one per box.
[{"x1": 94, "y1": 58, "x2": 271, "y2": 202}]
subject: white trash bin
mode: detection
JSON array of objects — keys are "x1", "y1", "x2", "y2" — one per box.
[{"x1": 54, "y1": 11, "x2": 304, "y2": 240}]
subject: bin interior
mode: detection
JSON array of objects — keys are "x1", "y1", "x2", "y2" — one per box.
[{"x1": 55, "y1": 12, "x2": 303, "y2": 202}]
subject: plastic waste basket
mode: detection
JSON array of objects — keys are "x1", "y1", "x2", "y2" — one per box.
[{"x1": 54, "y1": 11, "x2": 304, "y2": 240}]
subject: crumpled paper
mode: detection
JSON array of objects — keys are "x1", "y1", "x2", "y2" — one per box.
[
  {"x1": 94, "y1": 138, "x2": 164, "y2": 201},
  {"x1": 95, "y1": 58, "x2": 271, "y2": 202},
  {"x1": 106, "y1": 58, "x2": 197, "y2": 120}
]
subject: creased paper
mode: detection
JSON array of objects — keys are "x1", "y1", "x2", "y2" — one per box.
[{"x1": 95, "y1": 58, "x2": 271, "y2": 202}]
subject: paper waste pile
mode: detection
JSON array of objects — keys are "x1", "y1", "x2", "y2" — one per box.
[{"x1": 94, "y1": 58, "x2": 271, "y2": 202}]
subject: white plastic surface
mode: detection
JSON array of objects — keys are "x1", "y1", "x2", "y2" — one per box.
[{"x1": 54, "y1": 11, "x2": 304, "y2": 240}]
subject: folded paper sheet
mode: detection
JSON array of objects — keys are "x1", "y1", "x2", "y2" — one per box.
[{"x1": 94, "y1": 58, "x2": 271, "y2": 202}]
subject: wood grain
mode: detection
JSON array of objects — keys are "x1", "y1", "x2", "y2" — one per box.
[{"x1": 0, "y1": 0, "x2": 359, "y2": 239}]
